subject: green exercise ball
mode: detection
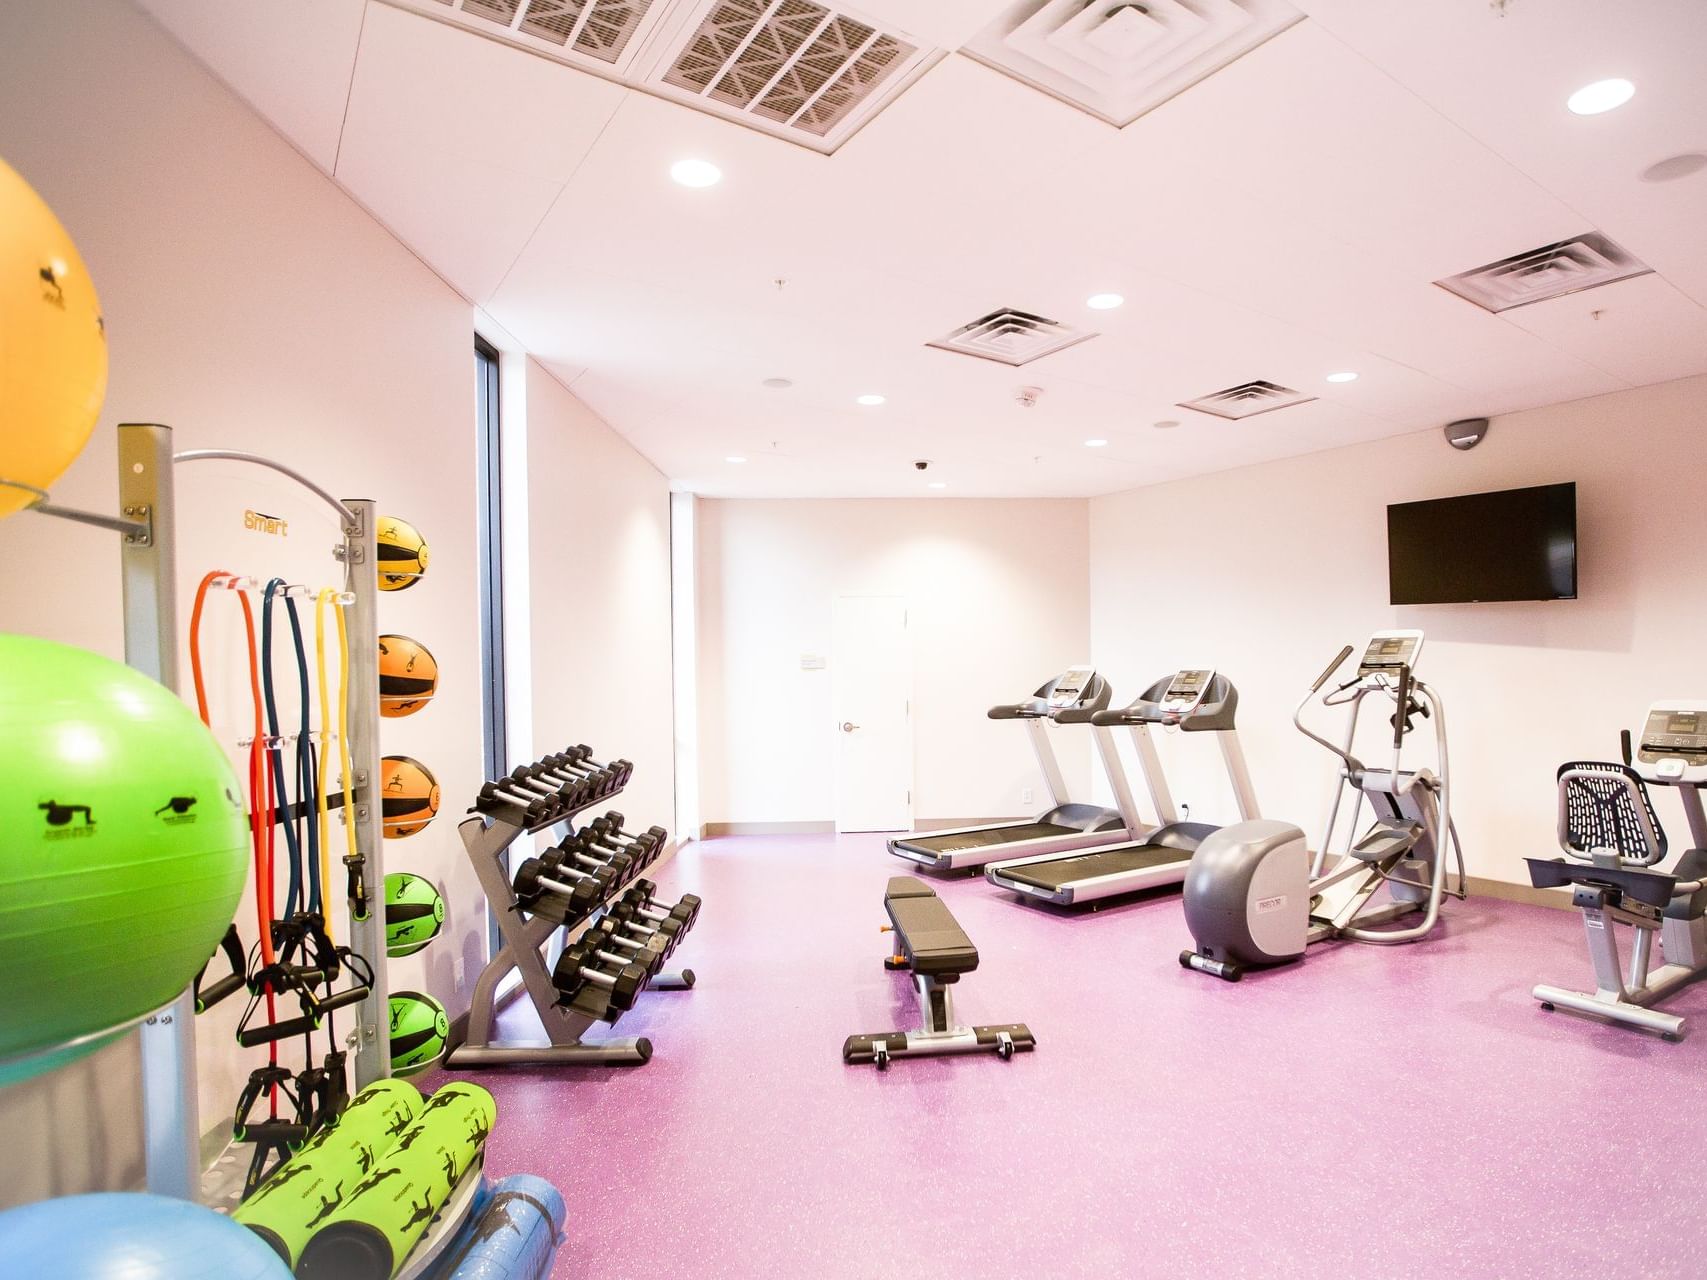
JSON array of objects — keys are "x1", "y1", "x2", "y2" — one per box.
[
  {"x1": 388, "y1": 991, "x2": 449, "y2": 1076},
  {"x1": 383, "y1": 872, "x2": 445, "y2": 958},
  {"x1": 0, "y1": 634, "x2": 249, "y2": 1085}
]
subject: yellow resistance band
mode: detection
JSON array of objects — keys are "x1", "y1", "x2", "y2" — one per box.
[{"x1": 314, "y1": 588, "x2": 358, "y2": 938}]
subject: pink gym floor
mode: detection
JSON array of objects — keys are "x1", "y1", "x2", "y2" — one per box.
[{"x1": 426, "y1": 833, "x2": 1707, "y2": 1279}]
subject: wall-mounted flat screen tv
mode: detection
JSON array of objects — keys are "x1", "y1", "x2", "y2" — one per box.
[{"x1": 1388, "y1": 482, "x2": 1577, "y2": 605}]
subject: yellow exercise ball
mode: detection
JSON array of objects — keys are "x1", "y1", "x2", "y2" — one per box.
[{"x1": 1, "y1": 156, "x2": 108, "y2": 518}]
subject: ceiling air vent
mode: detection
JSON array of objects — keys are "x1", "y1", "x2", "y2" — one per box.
[
  {"x1": 407, "y1": 0, "x2": 661, "y2": 65},
  {"x1": 1434, "y1": 232, "x2": 1653, "y2": 314},
  {"x1": 927, "y1": 308, "x2": 1097, "y2": 367},
  {"x1": 648, "y1": 1, "x2": 926, "y2": 146},
  {"x1": 962, "y1": 0, "x2": 1304, "y2": 127},
  {"x1": 385, "y1": 0, "x2": 934, "y2": 151},
  {"x1": 1179, "y1": 379, "x2": 1314, "y2": 421}
]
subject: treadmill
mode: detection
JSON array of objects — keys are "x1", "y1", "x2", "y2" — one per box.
[
  {"x1": 887, "y1": 666, "x2": 1145, "y2": 872},
  {"x1": 985, "y1": 669, "x2": 1260, "y2": 906}
]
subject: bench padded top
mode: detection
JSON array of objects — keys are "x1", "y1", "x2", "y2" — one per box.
[{"x1": 885, "y1": 876, "x2": 978, "y2": 976}]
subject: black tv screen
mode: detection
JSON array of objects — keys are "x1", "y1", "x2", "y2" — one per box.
[{"x1": 1388, "y1": 482, "x2": 1577, "y2": 604}]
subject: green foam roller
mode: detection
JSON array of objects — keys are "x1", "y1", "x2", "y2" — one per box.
[
  {"x1": 233, "y1": 1080, "x2": 423, "y2": 1266},
  {"x1": 296, "y1": 1082, "x2": 496, "y2": 1280}
]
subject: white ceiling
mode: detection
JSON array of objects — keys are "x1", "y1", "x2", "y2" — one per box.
[{"x1": 134, "y1": 0, "x2": 1707, "y2": 498}]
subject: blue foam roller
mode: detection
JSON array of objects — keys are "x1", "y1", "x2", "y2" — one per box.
[
  {"x1": 0, "y1": 1192, "x2": 293, "y2": 1279},
  {"x1": 431, "y1": 1174, "x2": 565, "y2": 1280}
]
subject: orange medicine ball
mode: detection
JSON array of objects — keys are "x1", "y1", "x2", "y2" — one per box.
[
  {"x1": 380, "y1": 755, "x2": 439, "y2": 838},
  {"x1": 378, "y1": 635, "x2": 438, "y2": 718}
]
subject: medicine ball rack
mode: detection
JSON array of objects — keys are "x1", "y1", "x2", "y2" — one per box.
[
  {"x1": 8, "y1": 423, "x2": 391, "y2": 1203},
  {"x1": 447, "y1": 752, "x2": 691, "y2": 1068}
]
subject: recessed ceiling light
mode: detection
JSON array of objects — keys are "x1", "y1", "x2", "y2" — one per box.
[
  {"x1": 856, "y1": 394, "x2": 886, "y2": 406},
  {"x1": 1086, "y1": 293, "x2": 1124, "y2": 310},
  {"x1": 725, "y1": 455, "x2": 746, "y2": 464},
  {"x1": 1567, "y1": 78, "x2": 1634, "y2": 116},
  {"x1": 671, "y1": 158, "x2": 722, "y2": 188},
  {"x1": 927, "y1": 481, "x2": 947, "y2": 489},
  {"x1": 1642, "y1": 152, "x2": 1707, "y2": 183},
  {"x1": 1326, "y1": 371, "x2": 1358, "y2": 383},
  {"x1": 1153, "y1": 419, "x2": 1180, "y2": 429},
  {"x1": 762, "y1": 377, "x2": 793, "y2": 389},
  {"x1": 1084, "y1": 438, "x2": 1109, "y2": 447}
]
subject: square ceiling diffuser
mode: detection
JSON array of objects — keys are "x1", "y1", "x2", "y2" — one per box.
[
  {"x1": 1434, "y1": 232, "x2": 1653, "y2": 314},
  {"x1": 962, "y1": 0, "x2": 1304, "y2": 127}
]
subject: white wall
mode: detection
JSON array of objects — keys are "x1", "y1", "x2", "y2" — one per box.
[
  {"x1": 1088, "y1": 375, "x2": 1707, "y2": 887},
  {"x1": 696, "y1": 498, "x2": 1092, "y2": 827},
  {"x1": 0, "y1": 0, "x2": 665, "y2": 1207},
  {"x1": 525, "y1": 364, "x2": 676, "y2": 832}
]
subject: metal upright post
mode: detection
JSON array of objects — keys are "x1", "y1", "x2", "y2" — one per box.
[
  {"x1": 119, "y1": 423, "x2": 201, "y2": 1201},
  {"x1": 341, "y1": 498, "x2": 389, "y2": 1087}
]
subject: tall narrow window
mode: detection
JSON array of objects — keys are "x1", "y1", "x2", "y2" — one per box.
[{"x1": 474, "y1": 338, "x2": 506, "y2": 785}]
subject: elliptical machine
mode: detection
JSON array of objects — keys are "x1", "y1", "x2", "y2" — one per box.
[
  {"x1": 1178, "y1": 631, "x2": 1465, "y2": 980},
  {"x1": 1526, "y1": 703, "x2": 1707, "y2": 1039}
]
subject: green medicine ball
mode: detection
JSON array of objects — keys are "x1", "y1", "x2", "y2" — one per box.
[
  {"x1": 383, "y1": 872, "x2": 445, "y2": 958},
  {"x1": 0, "y1": 635, "x2": 248, "y2": 1085},
  {"x1": 389, "y1": 990, "x2": 449, "y2": 1076}
]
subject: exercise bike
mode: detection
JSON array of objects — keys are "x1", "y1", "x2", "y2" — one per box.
[
  {"x1": 1526, "y1": 702, "x2": 1707, "y2": 1040},
  {"x1": 1179, "y1": 630, "x2": 1465, "y2": 980}
]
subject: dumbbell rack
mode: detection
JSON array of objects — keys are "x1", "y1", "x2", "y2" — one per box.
[{"x1": 448, "y1": 760, "x2": 690, "y2": 1068}]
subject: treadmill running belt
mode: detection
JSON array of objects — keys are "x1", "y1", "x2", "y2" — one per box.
[
  {"x1": 899, "y1": 822, "x2": 1074, "y2": 853},
  {"x1": 997, "y1": 843, "x2": 1188, "y2": 890}
]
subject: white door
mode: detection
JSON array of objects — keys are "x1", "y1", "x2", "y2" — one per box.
[{"x1": 832, "y1": 596, "x2": 913, "y2": 833}]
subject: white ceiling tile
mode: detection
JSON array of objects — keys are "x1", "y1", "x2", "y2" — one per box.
[
  {"x1": 136, "y1": 0, "x2": 366, "y2": 171},
  {"x1": 145, "y1": 0, "x2": 1707, "y2": 495},
  {"x1": 1497, "y1": 273, "x2": 1707, "y2": 389}
]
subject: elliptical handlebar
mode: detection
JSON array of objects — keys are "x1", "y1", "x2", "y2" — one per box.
[{"x1": 1310, "y1": 645, "x2": 1355, "y2": 694}]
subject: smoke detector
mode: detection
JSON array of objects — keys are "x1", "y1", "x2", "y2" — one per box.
[{"x1": 1016, "y1": 386, "x2": 1043, "y2": 408}]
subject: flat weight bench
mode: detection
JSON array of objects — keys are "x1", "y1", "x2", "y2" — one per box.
[{"x1": 843, "y1": 876, "x2": 1036, "y2": 1069}]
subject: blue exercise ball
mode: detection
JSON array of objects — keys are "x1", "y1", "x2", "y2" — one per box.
[{"x1": 0, "y1": 1192, "x2": 292, "y2": 1279}]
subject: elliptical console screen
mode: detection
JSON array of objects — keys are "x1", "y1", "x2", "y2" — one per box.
[
  {"x1": 1160, "y1": 669, "x2": 1214, "y2": 716},
  {"x1": 1357, "y1": 631, "x2": 1422, "y2": 678},
  {"x1": 1047, "y1": 667, "x2": 1095, "y2": 711}
]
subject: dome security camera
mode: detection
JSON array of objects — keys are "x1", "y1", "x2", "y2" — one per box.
[
  {"x1": 914, "y1": 460, "x2": 930, "y2": 471},
  {"x1": 1445, "y1": 418, "x2": 1489, "y2": 451}
]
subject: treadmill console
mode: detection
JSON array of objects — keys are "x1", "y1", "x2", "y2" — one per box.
[
  {"x1": 1157, "y1": 669, "x2": 1215, "y2": 722},
  {"x1": 1357, "y1": 630, "x2": 1423, "y2": 681},
  {"x1": 1635, "y1": 702, "x2": 1707, "y2": 784},
  {"x1": 1045, "y1": 666, "x2": 1097, "y2": 711}
]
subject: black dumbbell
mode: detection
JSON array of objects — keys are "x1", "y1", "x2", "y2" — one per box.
[
  {"x1": 615, "y1": 887, "x2": 700, "y2": 925},
  {"x1": 575, "y1": 830, "x2": 657, "y2": 877},
  {"x1": 512, "y1": 855, "x2": 608, "y2": 920},
  {"x1": 592, "y1": 813, "x2": 668, "y2": 843},
  {"x1": 507, "y1": 764, "x2": 597, "y2": 810},
  {"x1": 586, "y1": 917, "x2": 672, "y2": 972},
  {"x1": 546, "y1": 748, "x2": 630, "y2": 790},
  {"x1": 528, "y1": 755, "x2": 614, "y2": 796},
  {"x1": 585, "y1": 814, "x2": 666, "y2": 853},
  {"x1": 475, "y1": 777, "x2": 562, "y2": 826},
  {"x1": 551, "y1": 937, "x2": 649, "y2": 1012},
  {"x1": 550, "y1": 836, "x2": 638, "y2": 880},
  {"x1": 607, "y1": 893, "x2": 699, "y2": 944}
]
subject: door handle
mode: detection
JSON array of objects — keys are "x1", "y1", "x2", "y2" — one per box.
[{"x1": 840, "y1": 721, "x2": 860, "y2": 733}]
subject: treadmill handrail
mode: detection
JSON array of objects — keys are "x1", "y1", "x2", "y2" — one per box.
[
  {"x1": 1091, "y1": 673, "x2": 1239, "y2": 732},
  {"x1": 989, "y1": 699, "x2": 1051, "y2": 720}
]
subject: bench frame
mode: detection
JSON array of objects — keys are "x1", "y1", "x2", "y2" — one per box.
[{"x1": 843, "y1": 877, "x2": 1035, "y2": 1069}]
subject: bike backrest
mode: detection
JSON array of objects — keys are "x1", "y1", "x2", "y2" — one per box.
[{"x1": 1556, "y1": 760, "x2": 1667, "y2": 866}]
